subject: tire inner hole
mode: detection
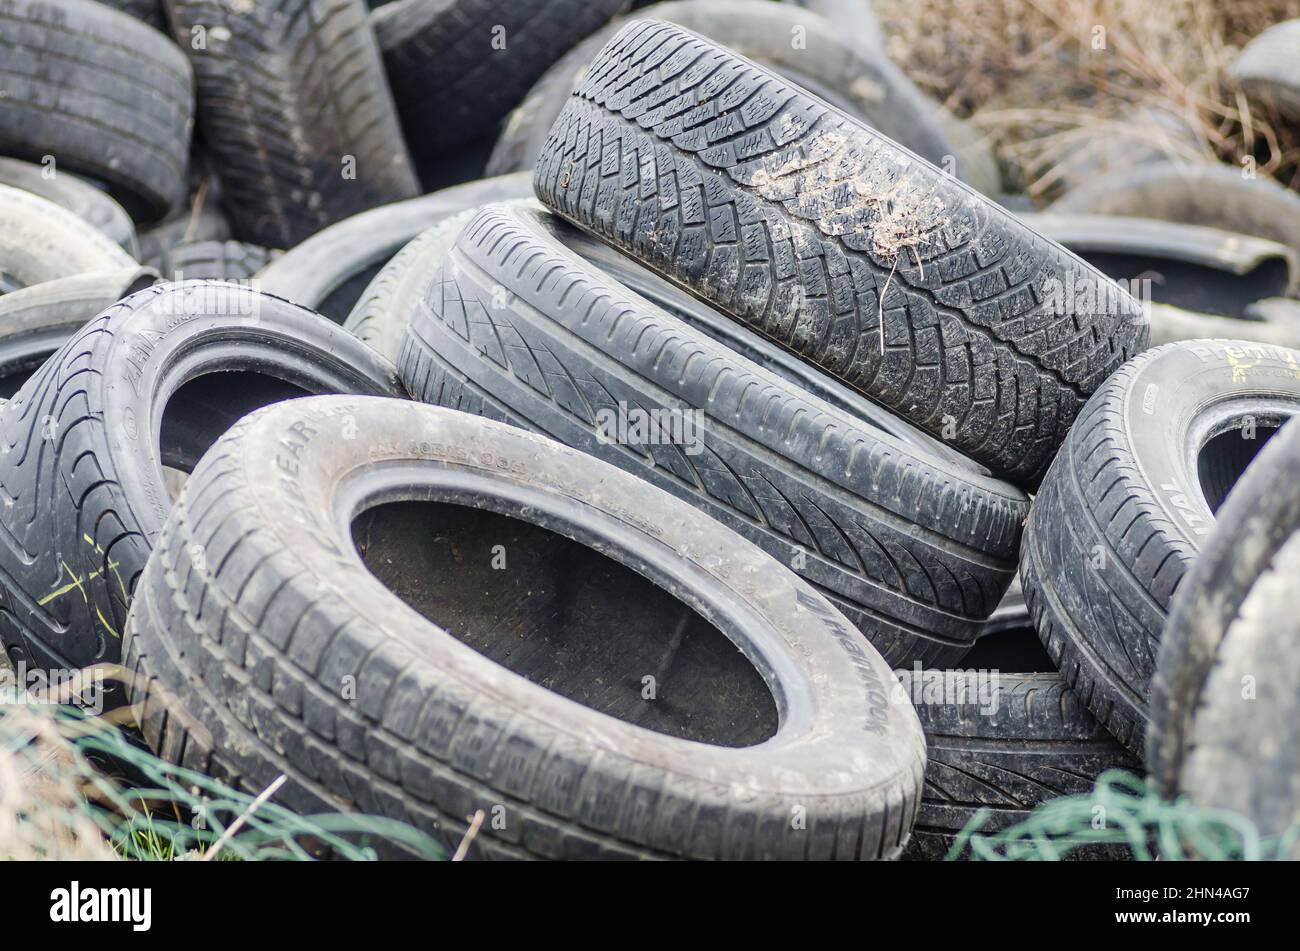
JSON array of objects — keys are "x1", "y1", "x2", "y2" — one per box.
[
  {"x1": 1197, "y1": 420, "x2": 1283, "y2": 514},
  {"x1": 351, "y1": 500, "x2": 779, "y2": 748}
]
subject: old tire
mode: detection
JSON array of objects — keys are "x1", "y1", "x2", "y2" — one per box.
[
  {"x1": 898, "y1": 670, "x2": 1139, "y2": 860},
  {"x1": 399, "y1": 201, "x2": 1028, "y2": 668},
  {"x1": 1020, "y1": 339, "x2": 1300, "y2": 754},
  {"x1": 0, "y1": 282, "x2": 405, "y2": 676},
  {"x1": 1147, "y1": 301, "x2": 1300, "y2": 350},
  {"x1": 0, "y1": 185, "x2": 138, "y2": 289},
  {"x1": 534, "y1": 20, "x2": 1148, "y2": 486},
  {"x1": 167, "y1": 0, "x2": 420, "y2": 247},
  {"x1": 0, "y1": 0, "x2": 193, "y2": 222},
  {"x1": 124, "y1": 394, "x2": 927, "y2": 860},
  {"x1": 160, "y1": 240, "x2": 278, "y2": 282},
  {"x1": 487, "y1": 1, "x2": 967, "y2": 186},
  {"x1": 1228, "y1": 20, "x2": 1300, "y2": 121},
  {"x1": 373, "y1": 0, "x2": 628, "y2": 164},
  {"x1": 0, "y1": 158, "x2": 139, "y2": 256}
]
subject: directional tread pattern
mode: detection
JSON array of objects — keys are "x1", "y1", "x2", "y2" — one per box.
[{"x1": 533, "y1": 19, "x2": 1148, "y2": 485}]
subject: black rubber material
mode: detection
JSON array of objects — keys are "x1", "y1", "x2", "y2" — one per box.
[
  {"x1": 99, "y1": 0, "x2": 167, "y2": 31},
  {"x1": 0, "y1": 268, "x2": 158, "y2": 400},
  {"x1": 138, "y1": 197, "x2": 232, "y2": 274},
  {"x1": 373, "y1": 0, "x2": 629, "y2": 164},
  {"x1": 167, "y1": 0, "x2": 420, "y2": 247},
  {"x1": 0, "y1": 281, "x2": 405, "y2": 676},
  {"x1": 0, "y1": 0, "x2": 193, "y2": 222},
  {"x1": 0, "y1": 158, "x2": 139, "y2": 256},
  {"x1": 256, "y1": 173, "x2": 532, "y2": 321},
  {"x1": 1020, "y1": 339, "x2": 1300, "y2": 754},
  {"x1": 1147, "y1": 301, "x2": 1300, "y2": 350},
  {"x1": 487, "y1": 1, "x2": 965, "y2": 186},
  {"x1": 161, "y1": 240, "x2": 278, "y2": 283},
  {"x1": 534, "y1": 19, "x2": 1149, "y2": 486},
  {"x1": 897, "y1": 670, "x2": 1139, "y2": 860},
  {"x1": 399, "y1": 201, "x2": 1029, "y2": 668},
  {"x1": 1147, "y1": 418, "x2": 1300, "y2": 803},
  {"x1": 0, "y1": 184, "x2": 138, "y2": 289},
  {"x1": 124, "y1": 395, "x2": 927, "y2": 860}
]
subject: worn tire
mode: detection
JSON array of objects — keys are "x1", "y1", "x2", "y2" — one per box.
[
  {"x1": 0, "y1": 0, "x2": 193, "y2": 222},
  {"x1": 373, "y1": 0, "x2": 628, "y2": 164},
  {"x1": 0, "y1": 185, "x2": 138, "y2": 289},
  {"x1": 1228, "y1": 20, "x2": 1300, "y2": 122},
  {"x1": 0, "y1": 158, "x2": 138, "y2": 256},
  {"x1": 898, "y1": 671, "x2": 1139, "y2": 860},
  {"x1": 1020, "y1": 339, "x2": 1300, "y2": 754},
  {"x1": 1147, "y1": 419, "x2": 1300, "y2": 800},
  {"x1": 167, "y1": 0, "x2": 420, "y2": 247},
  {"x1": 124, "y1": 394, "x2": 927, "y2": 860},
  {"x1": 534, "y1": 20, "x2": 1148, "y2": 486},
  {"x1": 487, "y1": 1, "x2": 966, "y2": 186},
  {"x1": 0, "y1": 281, "x2": 405, "y2": 676},
  {"x1": 399, "y1": 201, "x2": 1028, "y2": 668},
  {"x1": 98, "y1": 0, "x2": 167, "y2": 31},
  {"x1": 1147, "y1": 301, "x2": 1300, "y2": 350},
  {"x1": 256, "y1": 173, "x2": 532, "y2": 321},
  {"x1": 161, "y1": 240, "x2": 278, "y2": 283},
  {"x1": 0, "y1": 268, "x2": 157, "y2": 399}
]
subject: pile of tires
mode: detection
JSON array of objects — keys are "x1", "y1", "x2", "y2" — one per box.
[{"x1": 1, "y1": 0, "x2": 1295, "y2": 860}]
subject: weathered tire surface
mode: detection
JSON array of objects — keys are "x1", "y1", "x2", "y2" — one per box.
[
  {"x1": 0, "y1": 158, "x2": 139, "y2": 256},
  {"x1": 898, "y1": 670, "x2": 1139, "y2": 860},
  {"x1": 257, "y1": 173, "x2": 532, "y2": 321},
  {"x1": 99, "y1": 0, "x2": 167, "y2": 31},
  {"x1": 534, "y1": 19, "x2": 1148, "y2": 486},
  {"x1": 124, "y1": 395, "x2": 927, "y2": 860},
  {"x1": 0, "y1": 0, "x2": 193, "y2": 221},
  {"x1": 168, "y1": 0, "x2": 420, "y2": 247},
  {"x1": 0, "y1": 282, "x2": 405, "y2": 675},
  {"x1": 1147, "y1": 419, "x2": 1300, "y2": 801},
  {"x1": 1051, "y1": 161, "x2": 1300, "y2": 264},
  {"x1": 0, "y1": 185, "x2": 138, "y2": 289},
  {"x1": 1020, "y1": 339, "x2": 1300, "y2": 754},
  {"x1": 1228, "y1": 20, "x2": 1300, "y2": 121},
  {"x1": 161, "y1": 240, "x2": 278, "y2": 283},
  {"x1": 488, "y1": 1, "x2": 964, "y2": 186},
  {"x1": 400, "y1": 201, "x2": 1028, "y2": 668},
  {"x1": 373, "y1": 0, "x2": 629, "y2": 164},
  {"x1": 1147, "y1": 301, "x2": 1300, "y2": 350},
  {"x1": 0, "y1": 268, "x2": 157, "y2": 399}
]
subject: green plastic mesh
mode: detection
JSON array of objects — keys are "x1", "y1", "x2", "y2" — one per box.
[
  {"x1": 949, "y1": 769, "x2": 1300, "y2": 861},
  {"x1": 1, "y1": 701, "x2": 445, "y2": 861}
]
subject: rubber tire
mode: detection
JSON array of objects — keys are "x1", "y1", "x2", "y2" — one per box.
[
  {"x1": 124, "y1": 395, "x2": 927, "y2": 860},
  {"x1": 1051, "y1": 161, "x2": 1300, "y2": 265},
  {"x1": 1147, "y1": 418, "x2": 1300, "y2": 799},
  {"x1": 0, "y1": 281, "x2": 405, "y2": 675},
  {"x1": 0, "y1": 0, "x2": 193, "y2": 222},
  {"x1": 98, "y1": 0, "x2": 168, "y2": 32},
  {"x1": 1020, "y1": 339, "x2": 1300, "y2": 754},
  {"x1": 161, "y1": 240, "x2": 278, "y2": 282},
  {"x1": 487, "y1": 1, "x2": 967, "y2": 187},
  {"x1": 399, "y1": 201, "x2": 1028, "y2": 668},
  {"x1": 1228, "y1": 20, "x2": 1300, "y2": 121},
  {"x1": 533, "y1": 19, "x2": 1149, "y2": 487},
  {"x1": 0, "y1": 185, "x2": 138, "y2": 289},
  {"x1": 0, "y1": 158, "x2": 139, "y2": 256},
  {"x1": 897, "y1": 671, "x2": 1139, "y2": 860},
  {"x1": 0, "y1": 268, "x2": 158, "y2": 399},
  {"x1": 372, "y1": 0, "x2": 629, "y2": 164},
  {"x1": 256, "y1": 173, "x2": 532, "y2": 321},
  {"x1": 167, "y1": 0, "x2": 420, "y2": 247},
  {"x1": 1147, "y1": 301, "x2": 1300, "y2": 350}
]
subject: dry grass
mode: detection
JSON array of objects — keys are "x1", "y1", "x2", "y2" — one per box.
[{"x1": 875, "y1": 0, "x2": 1300, "y2": 199}]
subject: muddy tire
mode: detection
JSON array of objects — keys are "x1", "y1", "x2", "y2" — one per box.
[
  {"x1": 0, "y1": 185, "x2": 138, "y2": 290},
  {"x1": 399, "y1": 201, "x2": 1028, "y2": 668},
  {"x1": 124, "y1": 395, "x2": 927, "y2": 859},
  {"x1": 256, "y1": 173, "x2": 532, "y2": 322},
  {"x1": 1147, "y1": 419, "x2": 1300, "y2": 806},
  {"x1": 0, "y1": 282, "x2": 404, "y2": 677},
  {"x1": 0, "y1": 0, "x2": 193, "y2": 222},
  {"x1": 1020, "y1": 340, "x2": 1300, "y2": 753},
  {"x1": 487, "y1": 1, "x2": 964, "y2": 185},
  {"x1": 373, "y1": 0, "x2": 628, "y2": 164},
  {"x1": 898, "y1": 671, "x2": 1139, "y2": 860},
  {"x1": 167, "y1": 0, "x2": 420, "y2": 247},
  {"x1": 0, "y1": 268, "x2": 157, "y2": 399},
  {"x1": 534, "y1": 20, "x2": 1148, "y2": 486},
  {"x1": 0, "y1": 158, "x2": 139, "y2": 257}
]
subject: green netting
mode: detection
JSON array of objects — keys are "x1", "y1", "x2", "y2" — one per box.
[
  {"x1": 949, "y1": 769, "x2": 1300, "y2": 861},
  {"x1": 1, "y1": 701, "x2": 445, "y2": 861}
]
